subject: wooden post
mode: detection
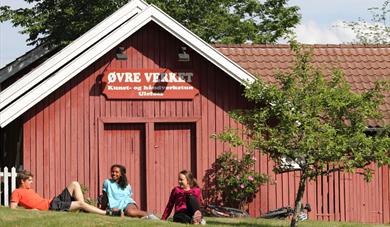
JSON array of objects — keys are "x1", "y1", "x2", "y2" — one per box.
[
  {"x1": 11, "y1": 167, "x2": 17, "y2": 194},
  {"x1": 0, "y1": 166, "x2": 17, "y2": 207},
  {"x1": 4, "y1": 167, "x2": 9, "y2": 207}
]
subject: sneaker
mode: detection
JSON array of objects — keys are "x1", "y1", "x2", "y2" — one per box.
[
  {"x1": 193, "y1": 210, "x2": 202, "y2": 224},
  {"x1": 200, "y1": 219, "x2": 206, "y2": 225},
  {"x1": 146, "y1": 214, "x2": 160, "y2": 220},
  {"x1": 298, "y1": 212, "x2": 307, "y2": 221},
  {"x1": 106, "y1": 209, "x2": 122, "y2": 216}
]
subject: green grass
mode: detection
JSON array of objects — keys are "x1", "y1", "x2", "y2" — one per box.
[{"x1": 0, "y1": 207, "x2": 388, "y2": 227}]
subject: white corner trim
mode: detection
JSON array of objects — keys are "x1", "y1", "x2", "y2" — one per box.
[
  {"x1": 0, "y1": 4, "x2": 256, "y2": 127},
  {"x1": 0, "y1": 0, "x2": 147, "y2": 110}
]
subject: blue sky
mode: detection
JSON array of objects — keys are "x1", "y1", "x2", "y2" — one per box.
[{"x1": 0, "y1": 0, "x2": 386, "y2": 67}]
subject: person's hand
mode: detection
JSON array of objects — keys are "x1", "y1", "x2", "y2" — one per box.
[{"x1": 10, "y1": 202, "x2": 18, "y2": 209}]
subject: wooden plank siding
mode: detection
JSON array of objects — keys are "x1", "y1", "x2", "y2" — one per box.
[
  {"x1": 98, "y1": 123, "x2": 146, "y2": 209},
  {"x1": 19, "y1": 21, "x2": 390, "y2": 223}
]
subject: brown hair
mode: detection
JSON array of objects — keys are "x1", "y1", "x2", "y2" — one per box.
[
  {"x1": 16, "y1": 170, "x2": 33, "y2": 188},
  {"x1": 179, "y1": 170, "x2": 198, "y2": 188}
]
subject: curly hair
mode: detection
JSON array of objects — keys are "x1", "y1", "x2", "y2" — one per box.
[{"x1": 110, "y1": 164, "x2": 128, "y2": 190}]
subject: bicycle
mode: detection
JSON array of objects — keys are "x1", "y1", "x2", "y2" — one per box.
[
  {"x1": 203, "y1": 204, "x2": 249, "y2": 218},
  {"x1": 260, "y1": 203, "x2": 311, "y2": 221}
]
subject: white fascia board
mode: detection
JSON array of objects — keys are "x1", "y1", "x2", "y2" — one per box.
[
  {"x1": 0, "y1": 0, "x2": 148, "y2": 110},
  {"x1": 0, "y1": 4, "x2": 257, "y2": 127},
  {"x1": 147, "y1": 6, "x2": 256, "y2": 85},
  {"x1": 0, "y1": 7, "x2": 154, "y2": 127}
]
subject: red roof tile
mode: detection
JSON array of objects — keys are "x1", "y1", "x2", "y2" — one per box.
[{"x1": 215, "y1": 44, "x2": 390, "y2": 126}]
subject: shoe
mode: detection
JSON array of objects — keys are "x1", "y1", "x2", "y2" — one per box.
[
  {"x1": 106, "y1": 209, "x2": 122, "y2": 216},
  {"x1": 193, "y1": 210, "x2": 202, "y2": 224},
  {"x1": 146, "y1": 214, "x2": 160, "y2": 220},
  {"x1": 298, "y1": 212, "x2": 307, "y2": 221},
  {"x1": 200, "y1": 219, "x2": 206, "y2": 225}
]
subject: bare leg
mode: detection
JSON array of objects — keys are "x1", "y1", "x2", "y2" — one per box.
[
  {"x1": 124, "y1": 204, "x2": 148, "y2": 218},
  {"x1": 69, "y1": 201, "x2": 106, "y2": 215},
  {"x1": 66, "y1": 181, "x2": 84, "y2": 201}
]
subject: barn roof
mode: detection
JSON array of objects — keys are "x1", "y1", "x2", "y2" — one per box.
[
  {"x1": 215, "y1": 44, "x2": 390, "y2": 125},
  {"x1": 0, "y1": 44, "x2": 54, "y2": 84}
]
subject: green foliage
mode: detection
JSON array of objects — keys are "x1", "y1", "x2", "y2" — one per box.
[
  {"x1": 342, "y1": 0, "x2": 390, "y2": 44},
  {"x1": 225, "y1": 41, "x2": 390, "y2": 180},
  {"x1": 206, "y1": 150, "x2": 268, "y2": 210},
  {"x1": 147, "y1": 0, "x2": 301, "y2": 44},
  {"x1": 217, "y1": 40, "x2": 390, "y2": 226},
  {"x1": 0, "y1": 0, "x2": 300, "y2": 47},
  {"x1": 80, "y1": 184, "x2": 96, "y2": 206},
  {"x1": 0, "y1": 0, "x2": 128, "y2": 47}
]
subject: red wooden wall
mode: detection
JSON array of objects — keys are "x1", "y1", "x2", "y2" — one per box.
[{"x1": 21, "y1": 21, "x2": 389, "y2": 223}]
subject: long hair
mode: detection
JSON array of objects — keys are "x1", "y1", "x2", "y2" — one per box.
[
  {"x1": 179, "y1": 170, "x2": 198, "y2": 188},
  {"x1": 16, "y1": 170, "x2": 33, "y2": 188},
  {"x1": 111, "y1": 164, "x2": 128, "y2": 190}
]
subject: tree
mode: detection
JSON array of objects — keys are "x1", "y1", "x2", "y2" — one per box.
[
  {"x1": 0, "y1": 0, "x2": 300, "y2": 47},
  {"x1": 216, "y1": 41, "x2": 390, "y2": 227},
  {"x1": 342, "y1": 0, "x2": 390, "y2": 44}
]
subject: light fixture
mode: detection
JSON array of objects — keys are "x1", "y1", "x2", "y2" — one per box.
[
  {"x1": 115, "y1": 46, "x2": 128, "y2": 61},
  {"x1": 178, "y1": 46, "x2": 190, "y2": 62}
]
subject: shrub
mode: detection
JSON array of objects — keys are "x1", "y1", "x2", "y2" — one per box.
[
  {"x1": 206, "y1": 151, "x2": 268, "y2": 210},
  {"x1": 80, "y1": 184, "x2": 97, "y2": 206}
]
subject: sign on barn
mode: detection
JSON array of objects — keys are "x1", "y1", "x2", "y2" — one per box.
[{"x1": 102, "y1": 69, "x2": 199, "y2": 99}]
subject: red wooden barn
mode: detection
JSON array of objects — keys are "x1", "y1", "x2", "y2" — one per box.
[{"x1": 1, "y1": 0, "x2": 389, "y2": 223}]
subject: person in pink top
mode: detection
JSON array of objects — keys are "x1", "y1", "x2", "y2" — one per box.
[{"x1": 161, "y1": 170, "x2": 205, "y2": 224}]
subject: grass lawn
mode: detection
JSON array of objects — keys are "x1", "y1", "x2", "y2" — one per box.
[{"x1": 0, "y1": 207, "x2": 389, "y2": 227}]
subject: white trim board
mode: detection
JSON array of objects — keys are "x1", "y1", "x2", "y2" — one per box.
[
  {"x1": 0, "y1": 0, "x2": 148, "y2": 110},
  {"x1": 0, "y1": 1, "x2": 256, "y2": 128}
]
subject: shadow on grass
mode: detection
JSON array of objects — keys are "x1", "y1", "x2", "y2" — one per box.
[{"x1": 206, "y1": 219, "x2": 286, "y2": 227}]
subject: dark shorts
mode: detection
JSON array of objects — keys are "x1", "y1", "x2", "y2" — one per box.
[{"x1": 49, "y1": 188, "x2": 73, "y2": 211}]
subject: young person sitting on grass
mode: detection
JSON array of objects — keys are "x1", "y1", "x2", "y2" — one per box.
[
  {"x1": 162, "y1": 170, "x2": 205, "y2": 225},
  {"x1": 100, "y1": 164, "x2": 159, "y2": 219},
  {"x1": 10, "y1": 170, "x2": 107, "y2": 215}
]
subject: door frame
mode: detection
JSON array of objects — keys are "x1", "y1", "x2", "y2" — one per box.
[{"x1": 97, "y1": 116, "x2": 201, "y2": 210}]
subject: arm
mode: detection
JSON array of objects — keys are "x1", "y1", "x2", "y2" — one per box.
[
  {"x1": 127, "y1": 184, "x2": 133, "y2": 198},
  {"x1": 101, "y1": 180, "x2": 109, "y2": 210},
  {"x1": 100, "y1": 191, "x2": 108, "y2": 210},
  {"x1": 190, "y1": 187, "x2": 202, "y2": 203},
  {"x1": 10, "y1": 190, "x2": 20, "y2": 209},
  {"x1": 161, "y1": 188, "x2": 176, "y2": 220},
  {"x1": 10, "y1": 202, "x2": 18, "y2": 209}
]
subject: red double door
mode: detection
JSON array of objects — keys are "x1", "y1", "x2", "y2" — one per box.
[{"x1": 98, "y1": 122, "x2": 196, "y2": 214}]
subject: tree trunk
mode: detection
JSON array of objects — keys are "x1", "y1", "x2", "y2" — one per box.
[{"x1": 290, "y1": 173, "x2": 307, "y2": 227}]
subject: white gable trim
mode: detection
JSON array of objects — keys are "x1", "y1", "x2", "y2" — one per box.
[
  {"x1": 148, "y1": 7, "x2": 256, "y2": 86},
  {"x1": 0, "y1": 3, "x2": 256, "y2": 128},
  {"x1": 0, "y1": 0, "x2": 147, "y2": 110}
]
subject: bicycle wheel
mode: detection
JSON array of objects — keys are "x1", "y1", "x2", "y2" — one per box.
[{"x1": 224, "y1": 207, "x2": 249, "y2": 217}]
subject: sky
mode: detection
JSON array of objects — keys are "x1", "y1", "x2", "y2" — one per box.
[{"x1": 0, "y1": 0, "x2": 386, "y2": 68}]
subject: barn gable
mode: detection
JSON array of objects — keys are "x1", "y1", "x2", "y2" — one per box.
[{"x1": 0, "y1": 0, "x2": 255, "y2": 128}]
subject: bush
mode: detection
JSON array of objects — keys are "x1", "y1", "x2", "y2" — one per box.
[
  {"x1": 80, "y1": 184, "x2": 97, "y2": 206},
  {"x1": 205, "y1": 151, "x2": 268, "y2": 210}
]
